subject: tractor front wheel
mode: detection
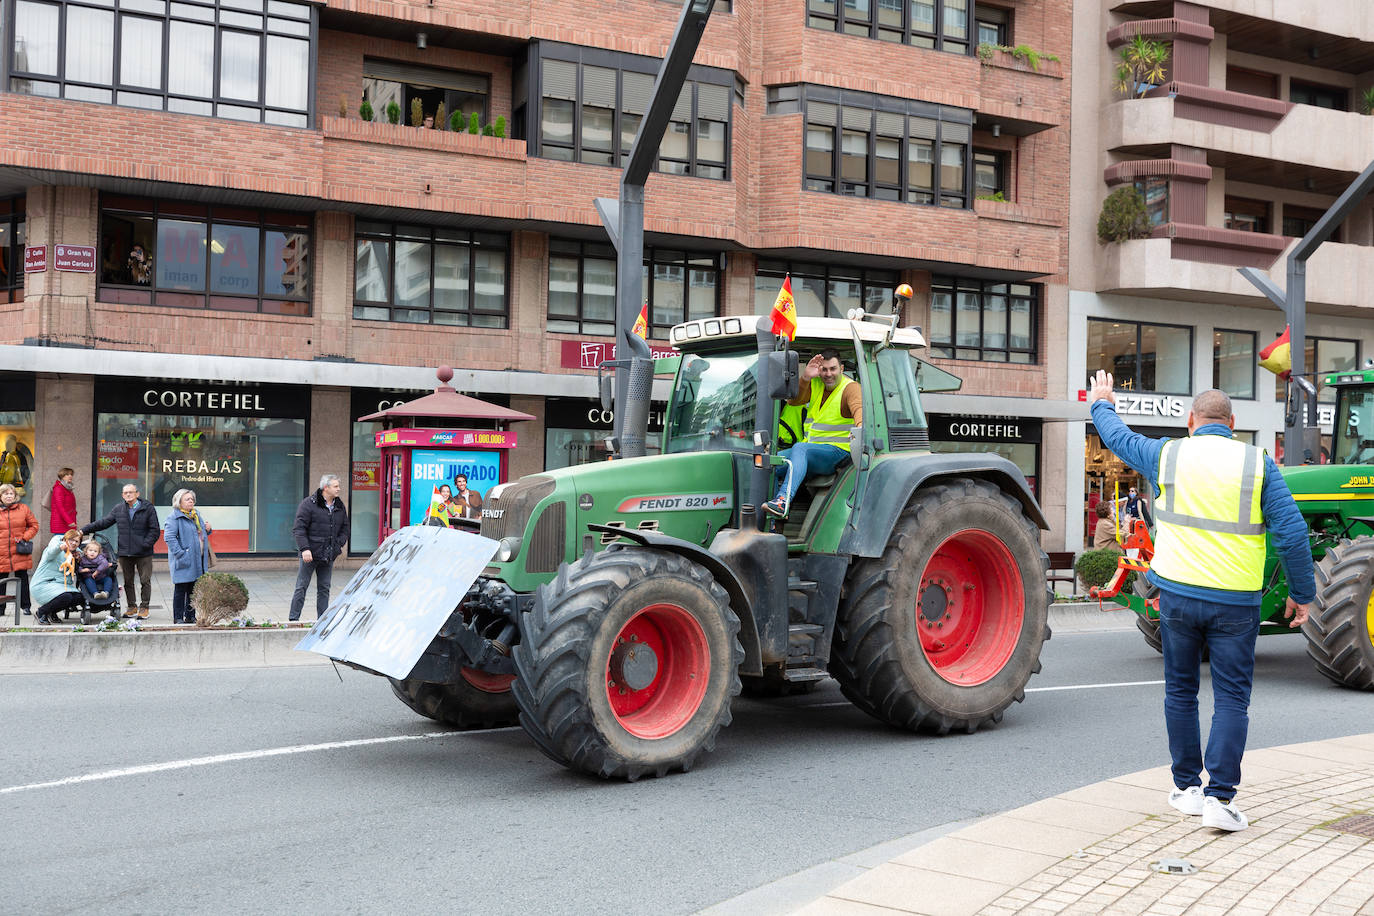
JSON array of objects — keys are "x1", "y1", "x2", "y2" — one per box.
[
  {"x1": 1306, "y1": 536, "x2": 1374, "y2": 690},
  {"x1": 512, "y1": 549, "x2": 742, "y2": 780},
  {"x1": 1133, "y1": 576, "x2": 1164, "y2": 654},
  {"x1": 387, "y1": 671, "x2": 520, "y2": 729},
  {"x1": 830, "y1": 478, "x2": 1050, "y2": 734}
]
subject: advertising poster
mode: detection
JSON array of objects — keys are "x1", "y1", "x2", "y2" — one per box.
[
  {"x1": 351, "y1": 460, "x2": 380, "y2": 491},
  {"x1": 97, "y1": 440, "x2": 141, "y2": 478},
  {"x1": 407, "y1": 448, "x2": 502, "y2": 525}
]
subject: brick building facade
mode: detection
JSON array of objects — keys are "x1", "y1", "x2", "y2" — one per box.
[{"x1": 0, "y1": 0, "x2": 1075, "y2": 559}]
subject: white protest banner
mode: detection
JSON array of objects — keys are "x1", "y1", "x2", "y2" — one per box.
[{"x1": 295, "y1": 524, "x2": 498, "y2": 679}]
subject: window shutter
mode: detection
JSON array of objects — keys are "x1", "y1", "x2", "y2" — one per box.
[
  {"x1": 842, "y1": 106, "x2": 871, "y2": 130},
  {"x1": 697, "y1": 83, "x2": 729, "y2": 121},
  {"x1": 671, "y1": 85, "x2": 692, "y2": 121},
  {"x1": 583, "y1": 65, "x2": 616, "y2": 108},
  {"x1": 908, "y1": 116, "x2": 937, "y2": 139},
  {"x1": 808, "y1": 101, "x2": 838, "y2": 126},
  {"x1": 622, "y1": 71, "x2": 654, "y2": 115},
  {"x1": 876, "y1": 111, "x2": 905, "y2": 136},
  {"x1": 942, "y1": 121, "x2": 970, "y2": 144},
  {"x1": 543, "y1": 59, "x2": 578, "y2": 101}
]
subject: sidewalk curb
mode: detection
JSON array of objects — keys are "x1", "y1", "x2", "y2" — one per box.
[{"x1": 0, "y1": 628, "x2": 326, "y2": 673}]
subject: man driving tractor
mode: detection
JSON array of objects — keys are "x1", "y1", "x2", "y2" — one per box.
[{"x1": 764, "y1": 347, "x2": 862, "y2": 518}]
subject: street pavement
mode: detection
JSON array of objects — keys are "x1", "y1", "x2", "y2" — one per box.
[{"x1": 3, "y1": 575, "x2": 1371, "y2": 914}]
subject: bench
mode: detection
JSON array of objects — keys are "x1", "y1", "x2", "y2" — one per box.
[{"x1": 1047, "y1": 552, "x2": 1076, "y2": 594}]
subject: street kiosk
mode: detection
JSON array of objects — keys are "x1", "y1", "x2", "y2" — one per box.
[{"x1": 358, "y1": 366, "x2": 534, "y2": 542}]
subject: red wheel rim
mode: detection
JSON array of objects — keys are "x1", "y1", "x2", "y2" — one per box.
[
  {"x1": 460, "y1": 667, "x2": 515, "y2": 693},
  {"x1": 915, "y1": 529, "x2": 1025, "y2": 686},
  {"x1": 605, "y1": 603, "x2": 710, "y2": 739}
]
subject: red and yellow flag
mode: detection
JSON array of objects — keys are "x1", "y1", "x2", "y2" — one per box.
[
  {"x1": 631, "y1": 302, "x2": 649, "y2": 339},
  {"x1": 770, "y1": 275, "x2": 797, "y2": 341},
  {"x1": 1259, "y1": 325, "x2": 1292, "y2": 380}
]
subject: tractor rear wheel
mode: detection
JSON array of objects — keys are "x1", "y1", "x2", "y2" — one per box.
[
  {"x1": 830, "y1": 478, "x2": 1050, "y2": 734},
  {"x1": 387, "y1": 671, "x2": 520, "y2": 729},
  {"x1": 512, "y1": 548, "x2": 742, "y2": 780},
  {"x1": 1305, "y1": 536, "x2": 1374, "y2": 690}
]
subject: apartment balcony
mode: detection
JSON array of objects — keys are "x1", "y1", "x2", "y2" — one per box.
[
  {"x1": 1096, "y1": 235, "x2": 1374, "y2": 311},
  {"x1": 1103, "y1": 97, "x2": 1374, "y2": 185},
  {"x1": 977, "y1": 47, "x2": 1066, "y2": 137}
]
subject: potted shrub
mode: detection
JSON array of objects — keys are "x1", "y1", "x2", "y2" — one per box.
[
  {"x1": 359, "y1": 99, "x2": 374, "y2": 122},
  {"x1": 1114, "y1": 35, "x2": 1171, "y2": 98},
  {"x1": 435, "y1": 102, "x2": 447, "y2": 131},
  {"x1": 192, "y1": 572, "x2": 250, "y2": 627},
  {"x1": 1074, "y1": 549, "x2": 1135, "y2": 594},
  {"x1": 468, "y1": 112, "x2": 480, "y2": 134},
  {"x1": 494, "y1": 115, "x2": 506, "y2": 138},
  {"x1": 1360, "y1": 86, "x2": 1374, "y2": 116},
  {"x1": 449, "y1": 109, "x2": 464, "y2": 132},
  {"x1": 410, "y1": 98, "x2": 424, "y2": 127},
  {"x1": 1097, "y1": 186, "x2": 1151, "y2": 243},
  {"x1": 386, "y1": 100, "x2": 401, "y2": 124}
]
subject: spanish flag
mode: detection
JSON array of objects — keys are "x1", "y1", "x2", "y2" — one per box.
[
  {"x1": 1259, "y1": 325, "x2": 1292, "y2": 380},
  {"x1": 631, "y1": 302, "x2": 649, "y2": 339},
  {"x1": 770, "y1": 275, "x2": 798, "y2": 341}
]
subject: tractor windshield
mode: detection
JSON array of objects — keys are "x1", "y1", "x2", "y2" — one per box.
[
  {"x1": 664, "y1": 350, "x2": 759, "y2": 454},
  {"x1": 1331, "y1": 385, "x2": 1374, "y2": 464}
]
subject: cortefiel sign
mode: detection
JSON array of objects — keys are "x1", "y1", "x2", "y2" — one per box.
[{"x1": 296, "y1": 524, "x2": 498, "y2": 679}]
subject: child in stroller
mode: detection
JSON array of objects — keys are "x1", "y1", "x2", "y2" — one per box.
[{"x1": 54, "y1": 533, "x2": 122, "y2": 624}]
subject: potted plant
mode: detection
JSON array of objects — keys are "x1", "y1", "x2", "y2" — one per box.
[
  {"x1": 494, "y1": 115, "x2": 507, "y2": 138},
  {"x1": 1114, "y1": 35, "x2": 1171, "y2": 98},
  {"x1": 449, "y1": 109, "x2": 464, "y2": 132},
  {"x1": 1097, "y1": 186, "x2": 1151, "y2": 243},
  {"x1": 468, "y1": 111, "x2": 480, "y2": 134},
  {"x1": 435, "y1": 102, "x2": 447, "y2": 131},
  {"x1": 410, "y1": 98, "x2": 424, "y2": 127},
  {"x1": 359, "y1": 99, "x2": 374, "y2": 122},
  {"x1": 386, "y1": 100, "x2": 401, "y2": 124}
]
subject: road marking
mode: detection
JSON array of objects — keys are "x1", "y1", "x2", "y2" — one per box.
[
  {"x1": 0, "y1": 728, "x2": 519, "y2": 796},
  {"x1": 798, "y1": 679, "x2": 1165, "y2": 709}
]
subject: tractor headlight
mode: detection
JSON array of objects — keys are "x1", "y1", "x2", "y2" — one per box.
[{"x1": 496, "y1": 537, "x2": 521, "y2": 563}]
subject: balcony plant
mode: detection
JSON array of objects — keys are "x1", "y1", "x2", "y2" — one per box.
[
  {"x1": 976, "y1": 41, "x2": 1059, "y2": 73},
  {"x1": 468, "y1": 112, "x2": 480, "y2": 134},
  {"x1": 338, "y1": 94, "x2": 348, "y2": 118},
  {"x1": 410, "y1": 98, "x2": 424, "y2": 128},
  {"x1": 359, "y1": 99, "x2": 374, "y2": 122},
  {"x1": 386, "y1": 100, "x2": 401, "y2": 124},
  {"x1": 1097, "y1": 186, "x2": 1151, "y2": 243},
  {"x1": 450, "y1": 110, "x2": 464, "y2": 131},
  {"x1": 1114, "y1": 35, "x2": 1170, "y2": 98},
  {"x1": 1360, "y1": 86, "x2": 1374, "y2": 116},
  {"x1": 494, "y1": 115, "x2": 507, "y2": 138},
  {"x1": 436, "y1": 102, "x2": 447, "y2": 130}
]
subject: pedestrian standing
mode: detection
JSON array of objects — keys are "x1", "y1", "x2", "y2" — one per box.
[
  {"x1": 1088, "y1": 370, "x2": 1313, "y2": 832},
  {"x1": 30, "y1": 529, "x2": 85, "y2": 625},
  {"x1": 1, "y1": 483, "x2": 39, "y2": 617},
  {"x1": 45, "y1": 467, "x2": 77, "y2": 535},
  {"x1": 164, "y1": 488, "x2": 212, "y2": 625},
  {"x1": 82, "y1": 483, "x2": 160, "y2": 619},
  {"x1": 289, "y1": 474, "x2": 348, "y2": 622}
]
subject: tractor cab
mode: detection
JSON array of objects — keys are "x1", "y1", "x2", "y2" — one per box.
[{"x1": 1327, "y1": 369, "x2": 1374, "y2": 465}]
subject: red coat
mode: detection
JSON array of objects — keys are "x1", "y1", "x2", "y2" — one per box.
[
  {"x1": 1, "y1": 501, "x2": 39, "y2": 573},
  {"x1": 49, "y1": 480, "x2": 77, "y2": 535}
]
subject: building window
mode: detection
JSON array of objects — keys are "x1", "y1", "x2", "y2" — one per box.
[
  {"x1": 797, "y1": 87, "x2": 972, "y2": 207},
  {"x1": 363, "y1": 60, "x2": 488, "y2": 127},
  {"x1": 808, "y1": 0, "x2": 970, "y2": 54},
  {"x1": 532, "y1": 45, "x2": 732, "y2": 180},
  {"x1": 353, "y1": 223, "x2": 508, "y2": 328},
  {"x1": 1133, "y1": 178, "x2": 1169, "y2": 227},
  {"x1": 1282, "y1": 204, "x2": 1337, "y2": 241},
  {"x1": 974, "y1": 149, "x2": 1008, "y2": 199},
  {"x1": 98, "y1": 197, "x2": 310, "y2": 313},
  {"x1": 545, "y1": 240, "x2": 720, "y2": 337},
  {"x1": 1224, "y1": 197, "x2": 1271, "y2": 234},
  {"x1": 930, "y1": 278, "x2": 1038, "y2": 363},
  {"x1": 1273, "y1": 335, "x2": 1361, "y2": 404},
  {"x1": 9, "y1": 0, "x2": 314, "y2": 126},
  {"x1": 1290, "y1": 81, "x2": 1347, "y2": 111},
  {"x1": 1213, "y1": 329, "x2": 1256, "y2": 400},
  {"x1": 754, "y1": 261, "x2": 896, "y2": 320},
  {"x1": 975, "y1": 5, "x2": 1009, "y2": 46},
  {"x1": 0, "y1": 198, "x2": 25, "y2": 304},
  {"x1": 1086, "y1": 318, "x2": 1191, "y2": 394}
]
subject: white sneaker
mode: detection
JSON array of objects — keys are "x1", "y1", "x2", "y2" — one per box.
[
  {"x1": 1168, "y1": 785, "x2": 1205, "y2": 816},
  {"x1": 1202, "y1": 795, "x2": 1248, "y2": 832}
]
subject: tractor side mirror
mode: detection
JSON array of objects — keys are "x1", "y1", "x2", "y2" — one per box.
[
  {"x1": 599, "y1": 372, "x2": 614, "y2": 412},
  {"x1": 767, "y1": 349, "x2": 799, "y2": 401}
]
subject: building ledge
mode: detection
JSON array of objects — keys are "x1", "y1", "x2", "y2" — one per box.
[
  {"x1": 1144, "y1": 82, "x2": 1292, "y2": 132},
  {"x1": 973, "y1": 198, "x2": 1062, "y2": 227},
  {"x1": 320, "y1": 116, "x2": 527, "y2": 160},
  {"x1": 1155, "y1": 222, "x2": 1288, "y2": 269},
  {"x1": 1106, "y1": 18, "x2": 1214, "y2": 48},
  {"x1": 979, "y1": 47, "x2": 1064, "y2": 80}
]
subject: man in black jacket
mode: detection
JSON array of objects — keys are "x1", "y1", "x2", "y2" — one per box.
[
  {"x1": 290, "y1": 474, "x2": 348, "y2": 622},
  {"x1": 83, "y1": 483, "x2": 160, "y2": 619}
]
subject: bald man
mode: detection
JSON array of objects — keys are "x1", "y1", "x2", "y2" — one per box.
[{"x1": 1089, "y1": 371, "x2": 1313, "y2": 834}]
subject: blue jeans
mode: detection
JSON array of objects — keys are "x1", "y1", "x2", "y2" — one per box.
[
  {"x1": 773, "y1": 443, "x2": 850, "y2": 503},
  {"x1": 1158, "y1": 592, "x2": 1260, "y2": 801},
  {"x1": 81, "y1": 575, "x2": 115, "y2": 599}
]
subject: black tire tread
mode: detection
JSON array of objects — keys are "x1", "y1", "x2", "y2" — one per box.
[
  {"x1": 387, "y1": 676, "x2": 520, "y2": 729},
  {"x1": 829, "y1": 478, "x2": 1050, "y2": 735},
  {"x1": 512, "y1": 549, "x2": 742, "y2": 780},
  {"x1": 1306, "y1": 537, "x2": 1374, "y2": 690}
]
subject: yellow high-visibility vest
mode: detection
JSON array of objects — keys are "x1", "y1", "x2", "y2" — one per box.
[
  {"x1": 777, "y1": 403, "x2": 806, "y2": 448},
  {"x1": 802, "y1": 375, "x2": 856, "y2": 453},
  {"x1": 1151, "y1": 435, "x2": 1267, "y2": 591}
]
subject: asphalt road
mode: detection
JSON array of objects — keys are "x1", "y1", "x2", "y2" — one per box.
[{"x1": 4, "y1": 625, "x2": 1367, "y2": 915}]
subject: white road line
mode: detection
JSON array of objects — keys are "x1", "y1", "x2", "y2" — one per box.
[
  {"x1": 798, "y1": 679, "x2": 1164, "y2": 709},
  {"x1": 0, "y1": 728, "x2": 517, "y2": 796}
]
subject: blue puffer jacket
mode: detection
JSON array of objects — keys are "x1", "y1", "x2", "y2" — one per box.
[
  {"x1": 163, "y1": 509, "x2": 213, "y2": 584},
  {"x1": 30, "y1": 535, "x2": 80, "y2": 607}
]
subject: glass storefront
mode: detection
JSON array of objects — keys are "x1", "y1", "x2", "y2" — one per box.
[
  {"x1": 927, "y1": 414, "x2": 1040, "y2": 496},
  {"x1": 544, "y1": 397, "x2": 665, "y2": 470},
  {"x1": 0, "y1": 374, "x2": 37, "y2": 502},
  {"x1": 94, "y1": 379, "x2": 308, "y2": 554}
]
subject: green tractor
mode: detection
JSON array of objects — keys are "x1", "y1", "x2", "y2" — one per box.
[
  {"x1": 360, "y1": 295, "x2": 1053, "y2": 779},
  {"x1": 1108, "y1": 370, "x2": 1374, "y2": 690}
]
